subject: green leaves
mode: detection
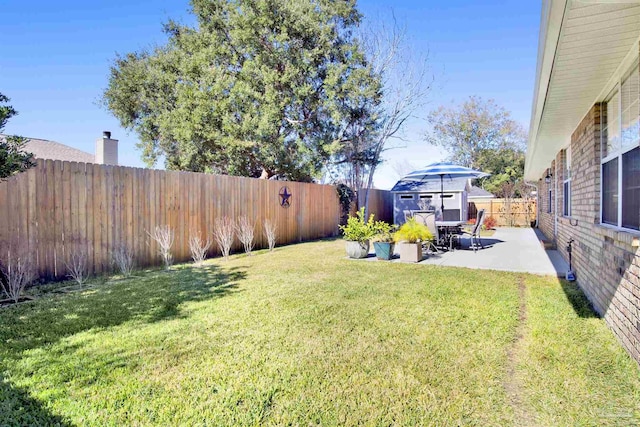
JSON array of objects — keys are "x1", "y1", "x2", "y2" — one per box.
[
  {"x1": 425, "y1": 96, "x2": 527, "y2": 196},
  {"x1": 425, "y1": 96, "x2": 527, "y2": 170},
  {"x1": 393, "y1": 217, "x2": 433, "y2": 244},
  {"x1": 339, "y1": 207, "x2": 376, "y2": 242},
  {"x1": 103, "y1": 0, "x2": 377, "y2": 181},
  {"x1": 0, "y1": 93, "x2": 35, "y2": 180}
]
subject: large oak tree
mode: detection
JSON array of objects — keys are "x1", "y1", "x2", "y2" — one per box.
[{"x1": 103, "y1": 0, "x2": 380, "y2": 182}]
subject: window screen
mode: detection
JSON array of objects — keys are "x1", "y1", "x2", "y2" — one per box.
[
  {"x1": 602, "y1": 158, "x2": 619, "y2": 225},
  {"x1": 563, "y1": 181, "x2": 571, "y2": 217},
  {"x1": 621, "y1": 146, "x2": 640, "y2": 230}
]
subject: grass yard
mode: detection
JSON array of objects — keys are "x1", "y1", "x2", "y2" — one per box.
[{"x1": 1, "y1": 239, "x2": 639, "y2": 426}]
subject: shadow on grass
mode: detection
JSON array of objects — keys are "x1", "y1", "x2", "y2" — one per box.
[
  {"x1": 560, "y1": 280, "x2": 599, "y2": 319},
  {"x1": 0, "y1": 264, "x2": 246, "y2": 355},
  {"x1": 0, "y1": 373, "x2": 73, "y2": 426}
]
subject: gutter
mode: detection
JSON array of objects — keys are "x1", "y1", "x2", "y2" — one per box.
[{"x1": 525, "y1": 0, "x2": 569, "y2": 180}]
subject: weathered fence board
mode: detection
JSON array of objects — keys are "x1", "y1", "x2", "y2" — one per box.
[
  {"x1": 468, "y1": 198, "x2": 537, "y2": 227},
  {"x1": 0, "y1": 160, "x2": 341, "y2": 280}
]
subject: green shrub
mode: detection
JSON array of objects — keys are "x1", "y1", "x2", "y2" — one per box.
[
  {"x1": 339, "y1": 208, "x2": 375, "y2": 242},
  {"x1": 393, "y1": 218, "x2": 433, "y2": 243},
  {"x1": 371, "y1": 220, "x2": 395, "y2": 243}
]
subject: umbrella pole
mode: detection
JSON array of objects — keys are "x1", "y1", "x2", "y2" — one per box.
[{"x1": 440, "y1": 174, "x2": 445, "y2": 219}]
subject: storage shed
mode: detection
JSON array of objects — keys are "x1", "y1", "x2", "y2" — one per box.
[{"x1": 390, "y1": 177, "x2": 471, "y2": 225}]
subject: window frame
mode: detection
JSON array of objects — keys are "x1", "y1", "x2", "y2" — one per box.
[
  {"x1": 563, "y1": 147, "x2": 571, "y2": 217},
  {"x1": 600, "y1": 62, "x2": 640, "y2": 232}
]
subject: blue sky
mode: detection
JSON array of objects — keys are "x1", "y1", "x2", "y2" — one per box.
[{"x1": 1, "y1": 0, "x2": 541, "y2": 189}]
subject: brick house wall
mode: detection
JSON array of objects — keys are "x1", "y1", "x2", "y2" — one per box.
[{"x1": 537, "y1": 103, "x2": 640, "y2": 363}]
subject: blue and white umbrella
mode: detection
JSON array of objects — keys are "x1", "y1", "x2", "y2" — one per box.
[{"x1": 403, "y1": 162, "x2": 490, "y2": 215}]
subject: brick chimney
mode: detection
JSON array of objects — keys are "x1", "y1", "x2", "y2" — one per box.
[{"x1": 95, "y1": 131, "x2": 118, "y2": 165}]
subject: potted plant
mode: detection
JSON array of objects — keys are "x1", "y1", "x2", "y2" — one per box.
[
  {"x1": 371, "y1": 221, "x2": 396, "y2": 260},
  {"x1": 393, "y1": 218, "x2": 433, "y2": 263},
  {"x1": 339, "y1": 208, "x2": 375, "y2": 259}
]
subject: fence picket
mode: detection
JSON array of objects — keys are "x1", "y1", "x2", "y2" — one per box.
[{"x1": 0, "y1": 161, "x2": 340, "y2": 280}]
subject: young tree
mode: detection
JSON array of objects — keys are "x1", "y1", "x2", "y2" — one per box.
[
  {"x1": 0, "y1": 93, "x2": 35, "y2": 180},
  {"x1": 103, "y1": 0, "x2": 379, "y2": 182},
  {"x1": 332, "y1": 17, "x2": 432, "y2": 212},
  {"x1": 474, "y1": 147, "x2": 525, "y2": 196},
  {"x1": 425, "y1": 96, "x2": 527, "y2": 196},
  {"x1": 425, "y1": 96, "x2": 526, "y2": 169}
]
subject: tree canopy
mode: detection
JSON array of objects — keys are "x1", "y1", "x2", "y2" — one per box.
[
  {"x1": 425, "y1": 96, "x2": 527, "y2": 194},
  {"x1": 103, "y1": 0, "x2": 380, "y2": 182},
  {"x1": 0, "y1": 93, "x2": 34, "y2": 180}
]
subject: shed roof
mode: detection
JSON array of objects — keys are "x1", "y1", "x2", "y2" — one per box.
[
  {"x1": 391, "y1": 178, "x2": 468, "y2": 193},
  {"x1": 1, "y1": 134, "x2": 94, "y2": 163},
  {"x1": 468, "y1": 186, "x2": 495, "y2": 199}
]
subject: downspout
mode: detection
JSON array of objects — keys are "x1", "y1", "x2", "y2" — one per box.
[{"x1": 554, "y1": 160, "x2": 558, "y2": 239}]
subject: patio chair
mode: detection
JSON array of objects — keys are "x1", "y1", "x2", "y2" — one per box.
[
  {"x1": 463, "y1": 209, "x2": 485, "y2": 252},
  {"x1": 413, "y1": 212, "x2": 440, "y2": 253}
]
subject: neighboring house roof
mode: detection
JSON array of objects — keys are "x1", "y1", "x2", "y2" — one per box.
[
  {"x1": 391, "y1": 177, "x2": 468, "y2": 193},
  {"x1": 1, "y1": 134, "x2": 94, "y2": 163},
  {"x1": 525, "y1": 1, "x2": 640, "y2": 180},
  {"x1": 468, "y1": 186, "x2": 495, "y2": 199}
]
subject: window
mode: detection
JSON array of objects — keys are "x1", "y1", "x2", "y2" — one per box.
[
  {"x1": 563, "y1": 147, "x2": 571, "y2": 217},
  {"x1": 548, "y1": 189, "x2": 552, "y2": 214},
  {"x1": 601, "y1": 63, "x2": 640, "y2": 231},
  {"x1": 419, "y1": 194, "x2": 432, "y2": 199},
  {"x1": 621, "y1": 147, "x2": 640, "y2": 230},
  {"x1": 399, "y1": 194, "x2": 414, "y2": 200}
]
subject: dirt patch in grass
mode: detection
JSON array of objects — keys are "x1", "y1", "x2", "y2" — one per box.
[{"x1": 503, "y1": 275, "x2": 538, "y2": 427}]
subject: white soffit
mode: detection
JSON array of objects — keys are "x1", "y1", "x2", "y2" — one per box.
[{"x1": 525, "y1": 0, "x2": 640, "y2": 180}]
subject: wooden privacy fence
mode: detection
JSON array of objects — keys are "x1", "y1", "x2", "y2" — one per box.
[
  {"x1": 348, "y1": 189, "x2": 394, "y2": 223},
  {"x1": 468, "y1": 198, "x2": 537, "y2": 227},
  {"x1": 0, "y1": 159, "x2": 341, "y2": 280}
]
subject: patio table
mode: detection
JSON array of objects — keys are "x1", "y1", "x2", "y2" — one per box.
[{"x1": 435, "y1": 220, "x2": 464, "y2": 250}]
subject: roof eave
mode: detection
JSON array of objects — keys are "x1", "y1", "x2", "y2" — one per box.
[{"x1": 525, "y1": 0, "x2": 568, "y2": 181}]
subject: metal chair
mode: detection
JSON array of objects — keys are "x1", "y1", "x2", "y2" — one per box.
[
  {"x1": 413, "y1": 212, "x2": 440, "y2": 253},
  {"x1": 463, "y1": 209, "x2": 486, "y2": 251}
]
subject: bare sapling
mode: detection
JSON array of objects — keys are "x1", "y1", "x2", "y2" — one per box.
[
  {"x1": 0, "y1": 249, "x2": 35, "y2": 303},
  {"x1": 148, "y1": 225, "x2": 174, "y2": 270},
  {"x1": 236, "y1": 216, "x2": 255, "y2": 255},
  {"x1": 112, "y1": 243, "x2": 135, "y2": 277},
  {"x1": 213, "y1": 217, "x2": 235, "y2": 261},
  {"x1": 66, "y1": 248, "x2": 89, "y2": 285},
  {"x1": 189, "y1": 231, "x2": 212, "y2": 267},
  {"x1": 263, "y1": 219, "x2": 277, "y2": 252}
]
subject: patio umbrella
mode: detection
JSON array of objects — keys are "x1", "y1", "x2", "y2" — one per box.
[{"x1": 403, "y1": 162, "x2": 490, "y2": 218}]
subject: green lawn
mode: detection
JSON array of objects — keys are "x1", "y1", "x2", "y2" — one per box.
[{"x1": 1, "y1": 239, "x2": 639, "y2": 426}]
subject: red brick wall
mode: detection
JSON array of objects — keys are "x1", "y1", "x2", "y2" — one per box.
[{"x1": 536, "y1": 103, "x2": 640, "y2": 363}]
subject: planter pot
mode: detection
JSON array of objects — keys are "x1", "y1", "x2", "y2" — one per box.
[
  {"x1": 373, "y1": 242, "x2": 395, "y2": 260},
  {"x1": 398, "y1": 242, "x2": 423, "y2": 263},
  {"x1": 345, "y1": 240, "x2": 370, "y2": 259}
]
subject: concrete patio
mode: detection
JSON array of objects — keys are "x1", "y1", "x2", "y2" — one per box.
[{"x1": 366, "y1": 227, "x2": 570, "y2": 277}]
